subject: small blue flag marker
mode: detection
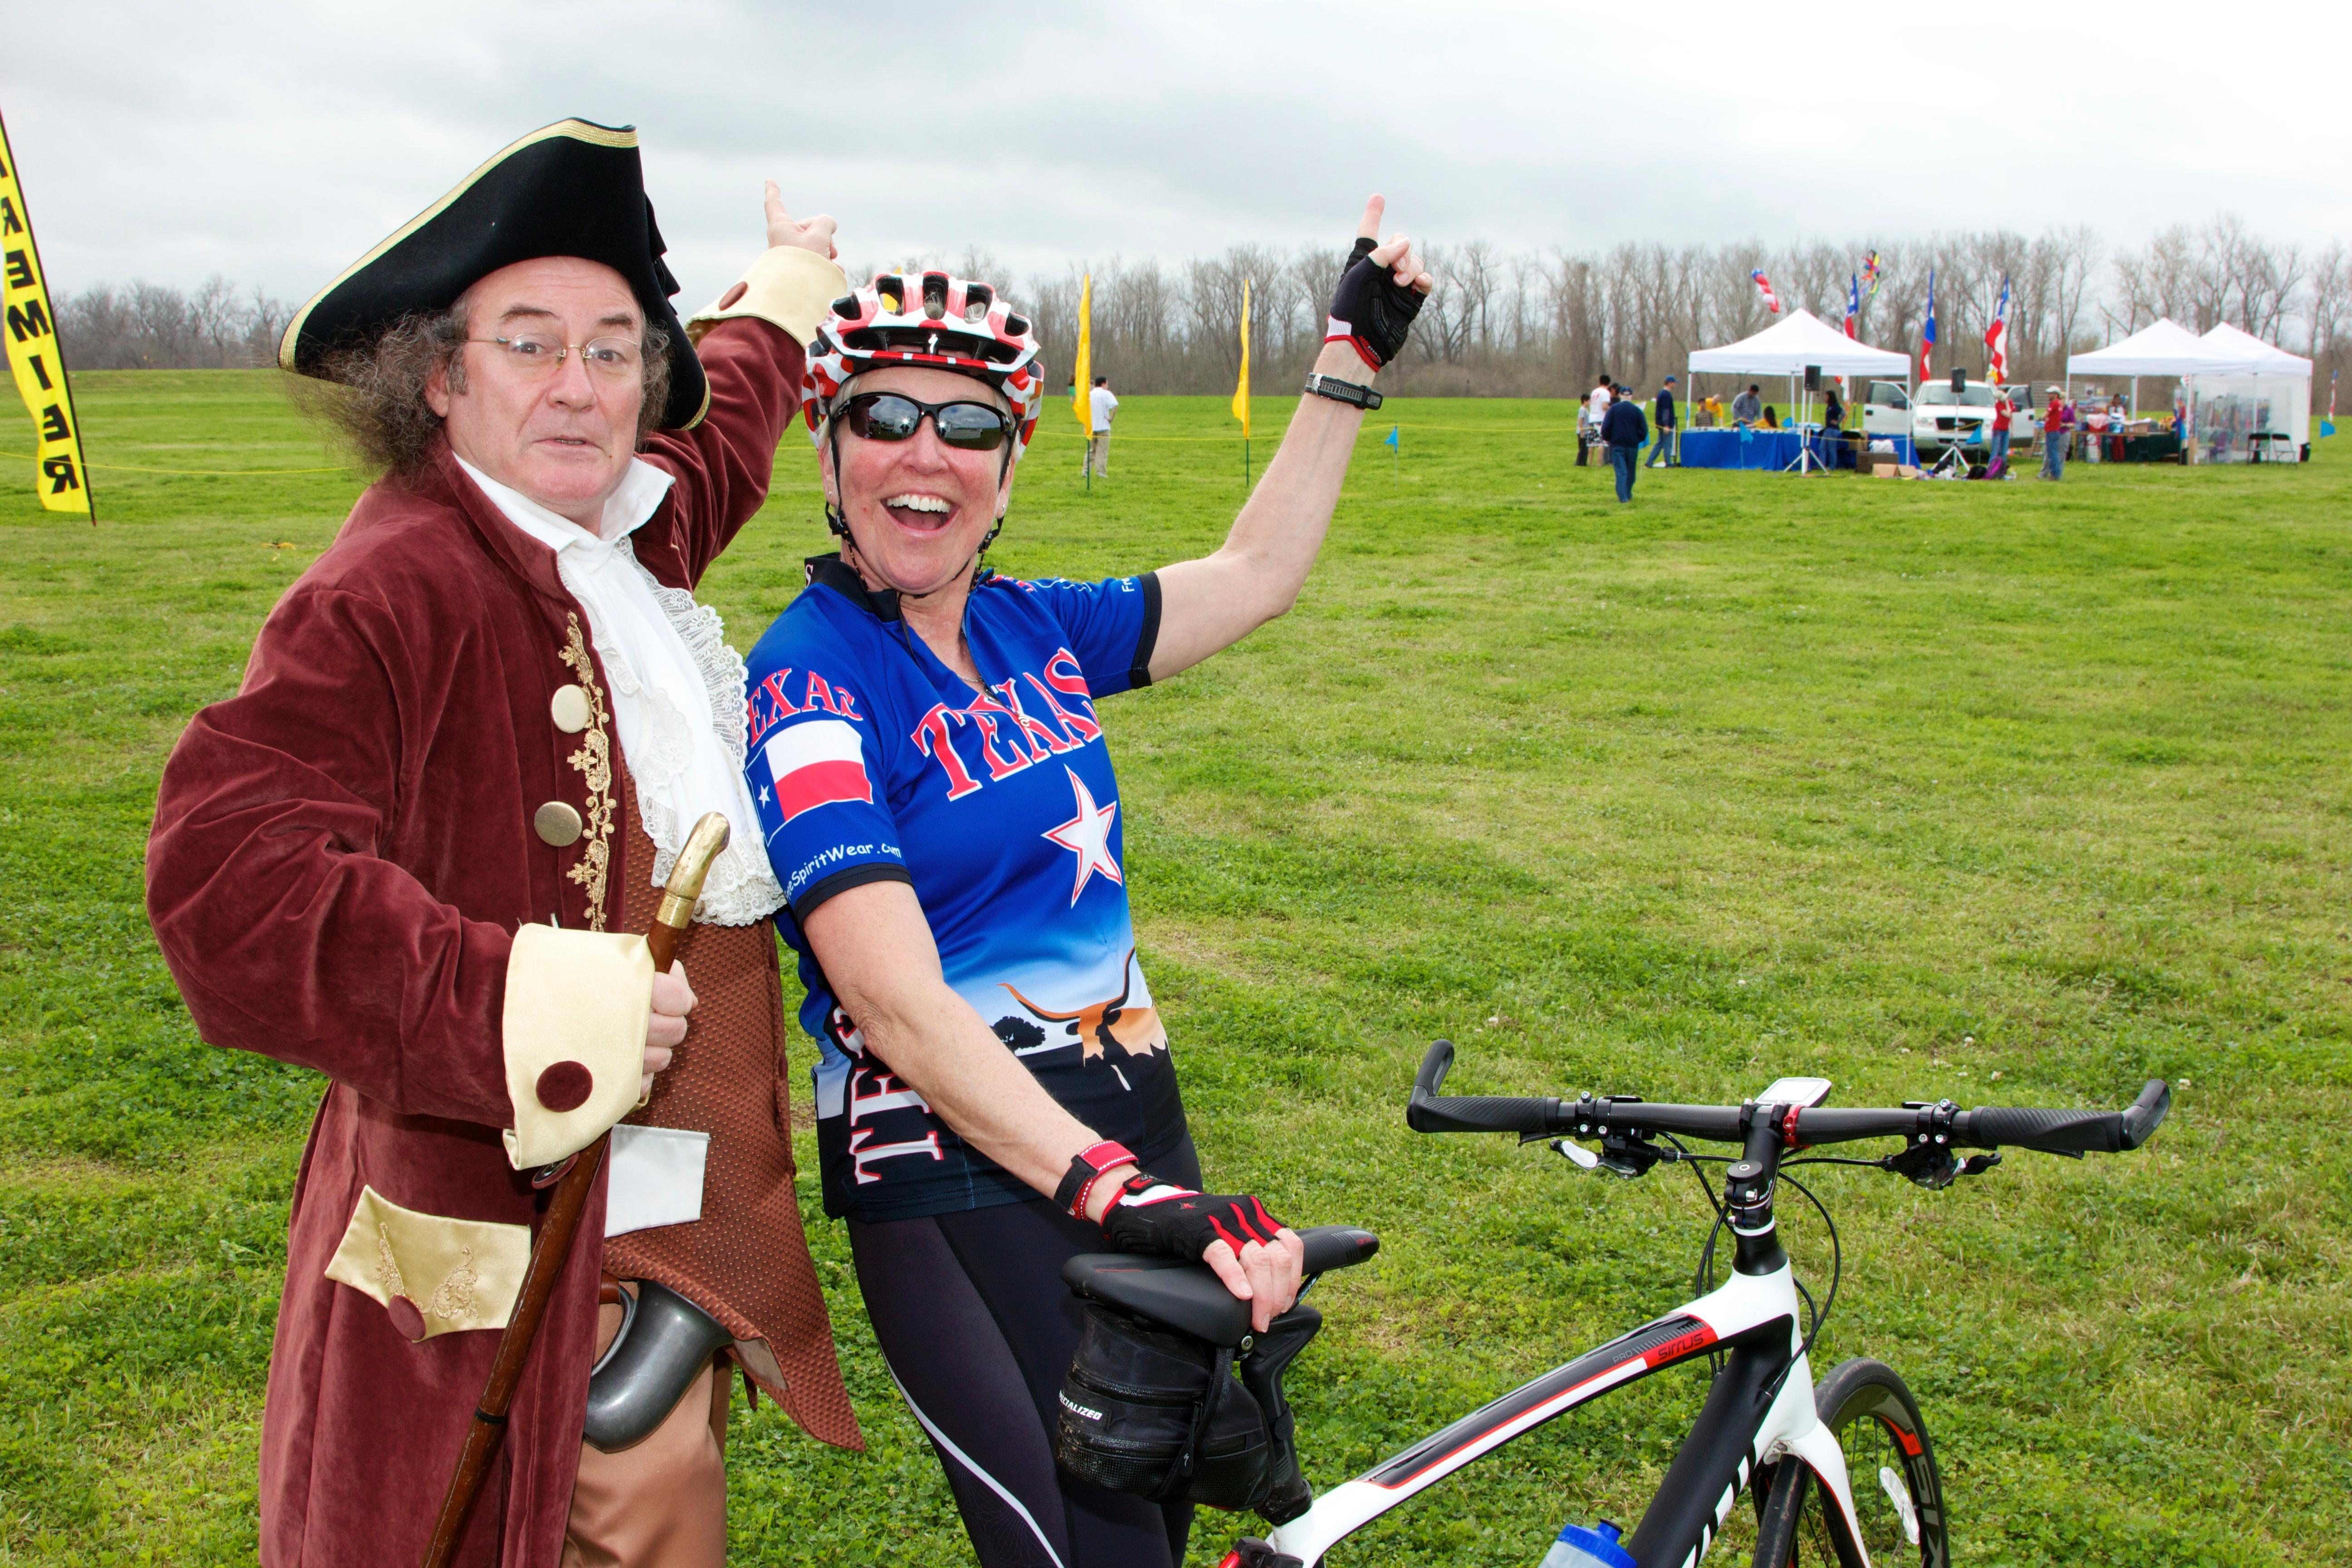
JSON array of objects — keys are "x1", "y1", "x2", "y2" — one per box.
[{"x1": 1384, "y1": 424, "x2": 1399, "y2": 447}]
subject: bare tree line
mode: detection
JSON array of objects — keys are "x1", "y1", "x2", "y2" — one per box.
[
  {"x1": 54, "y1": 276, "x2": 294, "y2": 370},
  {"x1": 57, "y1": 215, "x2": 2346, "y2": 407},
  {"x1": 976, "y1": 213, "x2": 2339, "y2": 404}
]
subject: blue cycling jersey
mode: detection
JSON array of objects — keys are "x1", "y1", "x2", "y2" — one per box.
[{"x1": 742, "y1": 557, "x2": 1186, "y2": 1221}]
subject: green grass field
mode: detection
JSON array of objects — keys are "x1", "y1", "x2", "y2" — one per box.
[{"x1": 3, "y1": 372, "x2": 2348, "y2": 1566}]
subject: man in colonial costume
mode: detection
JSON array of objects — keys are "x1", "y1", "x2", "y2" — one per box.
[{"x1": 146, "y1": 119, "x2": 859, "y2": 1567}]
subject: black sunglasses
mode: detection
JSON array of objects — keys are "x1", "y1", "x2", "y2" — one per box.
[{"x1": 837, "y1": 392, "x2": 1012, "y2": 451}]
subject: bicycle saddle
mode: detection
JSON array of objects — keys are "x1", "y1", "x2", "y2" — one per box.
[{"x1": 1061, "y1": 1225, "x2": 1380, "y2": 1347}]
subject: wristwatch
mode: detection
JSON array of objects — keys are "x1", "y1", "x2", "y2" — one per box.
[{"x1": 1303, "y1": 372, "x2": 1382, "y2": 411}]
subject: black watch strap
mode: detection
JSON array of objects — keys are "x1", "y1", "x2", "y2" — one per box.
[{"x1": 1303, "y1": 372, "x2": 1382, "y2": 411}]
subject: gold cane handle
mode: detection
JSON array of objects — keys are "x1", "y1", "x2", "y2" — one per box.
[{"x1": 649, "y1": 812, "x2": 730, "y2": 965}]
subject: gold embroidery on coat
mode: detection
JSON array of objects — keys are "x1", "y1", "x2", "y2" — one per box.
[
  {"x1": 557, "y1": 613, "x2": 616, "y2": 931},
  {"x1": 374, "y1": 1222, "x2": 407, "y2": 1300},
  {"x1": 426, "y1": 1246, "x2": 481, "y2": 1321}
]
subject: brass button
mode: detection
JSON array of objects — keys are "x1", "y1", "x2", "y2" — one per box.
[
  {"x1": 550, "y1": 684, "x2": 593, "y2": 734},
  {"x1": 534, "y1": 801, "x2": 584, "y2": 847}
]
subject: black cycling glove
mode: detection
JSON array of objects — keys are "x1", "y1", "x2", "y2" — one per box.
[
  {"x1": 1099, "y1": 1173, "x2": 1289, "y2": 1261},
  {"x1": 1324, "y1": 234, "x2": 1426, "y2": 370}
]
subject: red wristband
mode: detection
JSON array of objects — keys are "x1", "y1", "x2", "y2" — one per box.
[{"x1": 1057, "y1": 1141, "x2": 1138, "y2": 1219}]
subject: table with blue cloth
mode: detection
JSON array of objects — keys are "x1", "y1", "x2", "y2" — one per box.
[{"x1": 1678, "y1": 428, "x2": 1910, "y2": 470}]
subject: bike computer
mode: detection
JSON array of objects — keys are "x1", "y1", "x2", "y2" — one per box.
[{"x1": 1757, "y1": 1076, "x2": 1834, "y2": 1108}]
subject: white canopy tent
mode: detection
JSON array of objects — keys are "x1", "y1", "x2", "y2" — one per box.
[
  {"x1": 2065, "y1": 319, "x2": 2259, "y2": 462},
  {"x1": 1685, "y1": 311, "x2": 1912, "y2": 468},
  {"x1": 1687, "y1": 309, "x2": 1913, "y2": 382},
  {"x1": 2064, "y1": 319, "x2": 2311, "y2": 461},
  {"x1": 2192, "y1": 324, "x2": 2313, "y2": 460}
]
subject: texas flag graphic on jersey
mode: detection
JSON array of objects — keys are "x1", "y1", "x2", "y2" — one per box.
[{"x1": 763, "y1": 717, "x2": 873, "y2": 823}]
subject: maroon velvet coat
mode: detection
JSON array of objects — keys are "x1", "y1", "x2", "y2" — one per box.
[{"x1": 147, "y1": 319, "x2": 808, "y2": 1568}]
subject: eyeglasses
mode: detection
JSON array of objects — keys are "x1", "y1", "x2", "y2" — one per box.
[
  {"x1": 465, "y1": 333, "x2": 644, "y2": 381},
  {"x1": 836, "y1": 392, "x2": 1012, "y2": 451}
]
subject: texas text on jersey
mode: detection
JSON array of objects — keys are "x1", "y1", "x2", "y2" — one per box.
[{"x1": 742, "y1": 557, "x2": 1187, "y2": 1220}]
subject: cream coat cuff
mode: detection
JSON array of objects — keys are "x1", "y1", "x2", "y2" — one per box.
[
  {"x1": 500, "y1": 925, "x2": 654, "y2": 1169},
  {"x1": 687, "y1": 246, "x2": 847, "y2": 347}
]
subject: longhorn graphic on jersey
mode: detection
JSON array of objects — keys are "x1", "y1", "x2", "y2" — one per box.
[{"x1": 1001, "y1": 947, "x2": 1167, "y2": 1062}]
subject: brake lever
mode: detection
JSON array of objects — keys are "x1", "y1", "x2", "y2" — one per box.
[
  {"x1": 1883, "y1": 1144, "x2": 2003, "y2": 1189},
  {"x1": 1526, "y1": 1129, "x2": 1661, "y2": 1179}
]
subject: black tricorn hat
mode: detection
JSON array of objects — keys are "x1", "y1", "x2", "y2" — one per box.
[{"x1": 279, "y1": 118, "x2": 707, "y2": 430}]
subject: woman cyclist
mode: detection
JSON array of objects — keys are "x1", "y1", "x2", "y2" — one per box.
[{"x1": 738, "y1": 199, "x2": 1431, "y2": 1567}]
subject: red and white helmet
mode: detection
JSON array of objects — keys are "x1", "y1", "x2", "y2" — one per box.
[{"x1": 804, "y1": 270, "x2": 1046, "y2": 456}]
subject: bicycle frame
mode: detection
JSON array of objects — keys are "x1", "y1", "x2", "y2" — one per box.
[{"x1": 1262, "y1": 1254, "x2": 1872, "y2": 1568}]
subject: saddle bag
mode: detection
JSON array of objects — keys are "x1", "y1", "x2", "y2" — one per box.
[{"x1": 1055, "y1": 1299, "x2": 1321, "y2": 1522}]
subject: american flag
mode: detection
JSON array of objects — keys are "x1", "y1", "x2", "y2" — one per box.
[
  {"x1": 1844, "y1": 274, "x2": 1861, "y2": 340},
  {"x1": 1751, "y1": 270, "x2": 1781, "y2": 315},
  {"x1": 1921, "y1": 270, "x2": 1938, "y2": 381},
  {"x1": 1984, "y1": 275, "x2": 2012, "y2": 384}
]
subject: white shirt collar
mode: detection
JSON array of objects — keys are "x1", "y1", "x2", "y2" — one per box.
[{"x1": 454, "y1": 453, "x2": 676, "y2": 557}]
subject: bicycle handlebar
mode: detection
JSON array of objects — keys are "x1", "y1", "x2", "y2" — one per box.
[{"x1": 1406, "y1": 1039, "x2": 2172, "y2": 1156}]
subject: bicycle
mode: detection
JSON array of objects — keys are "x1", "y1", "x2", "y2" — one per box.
[{"x1": 1063, "y1": 1040, "x2": 2171, "y2": 1568}]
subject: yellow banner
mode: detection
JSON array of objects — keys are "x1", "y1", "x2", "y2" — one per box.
[
  {"x1": 1231, "y1": 277, "x2": 1251, "y2": 439},
  {"x1": 0, "y1": 108, "x2": 91, "y2": 518},
  {"x1": 1070, "y1": 273, "x2": 1091, "y2": 436}
]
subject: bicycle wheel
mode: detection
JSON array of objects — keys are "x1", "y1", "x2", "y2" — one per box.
[{"x1": 1749, "y1": 1357, "x2": 1948, "y2": 1568}]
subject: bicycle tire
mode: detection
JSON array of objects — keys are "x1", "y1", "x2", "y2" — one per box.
[{"x1": 1749, "y1": 1357, "x2": 1948, "y2": 1568}]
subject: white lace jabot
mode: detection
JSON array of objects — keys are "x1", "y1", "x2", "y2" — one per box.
[{"x1": 457, "y1": 455, "x2": 784, "y2": 926}]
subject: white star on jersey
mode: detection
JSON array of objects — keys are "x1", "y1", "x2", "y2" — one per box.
[{"x1": 1041, "y1": 765, "x2": 1123, "y2": 906}]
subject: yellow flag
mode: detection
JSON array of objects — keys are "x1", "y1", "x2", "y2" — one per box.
[
  {"x1": 0, "y1": 108, "x2": 92, "y2": 518},
  {"x1": 1231, "y1": 277, "x2": 1251, "y2": 439},
  {"x1": 1070, "y1": 272, "x2": 1092, "y2": 436}
]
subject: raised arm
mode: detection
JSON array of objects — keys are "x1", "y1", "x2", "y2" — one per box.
[
  {"x1": 637, "y1": 184, "x2": 845, "y2": 587},
  {"x1": 1147, "y1": 196, "x2": 1434, "y2": 681}
]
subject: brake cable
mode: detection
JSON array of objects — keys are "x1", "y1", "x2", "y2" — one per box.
[{"x1": 1772, "y1": 1171, "x2": 1844, "y2": 1375}]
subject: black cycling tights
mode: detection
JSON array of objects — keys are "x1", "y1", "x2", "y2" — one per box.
[{"x1": 848, "y1": 1138, "x2": 1204, "y2": 1568}]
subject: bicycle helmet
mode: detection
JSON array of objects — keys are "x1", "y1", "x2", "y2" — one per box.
[
  {"x1": 804, "y1": 270, "x2": 1045, "y2": 453},
  {"x1": 803, "y1": 270, "x2": 1046, "y2": 568}
]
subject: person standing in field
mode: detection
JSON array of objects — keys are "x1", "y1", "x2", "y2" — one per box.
[
  {"x1": 1647, "y1": 374, "x2": 1678, "y2": 467},
  {"x1": 1086, "y1": 373, "x2": 1117, "y2": 477},
  {"x1": 1578, "y1": 370, "x2": 1612, "y2": 466},
  {"x1": 2041, "y1": 387, "x2": 2070, "y2": 480},
  {"x1": 1989, "y1": 387, "x2": 2015, "y2": 474},
  {"x1": 1602, "y1": 384, "x2": 1648, "y2": 502},
  {"x1": 1732, "y1": 383, "x2": 1763, "y2": 426},
  {"x1": 742, "y1": 197, "x2": 1431, "y2": 1568},
  {"x1": 142, "y1": 122, "x2": 859, "y2": 1567}
]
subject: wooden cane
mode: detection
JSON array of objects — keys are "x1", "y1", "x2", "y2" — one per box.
[{"x1": 420, "y1": 812, "x2": 732, "y2": 1568}]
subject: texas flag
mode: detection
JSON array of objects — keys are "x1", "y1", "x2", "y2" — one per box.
[
  {"x1": 1751, "y1": 269, "x2": 1781, "y2": 315},
  {"x1": 1921, "y1": 270, "x2": 1938, "y2": 382},
  {"x1": 1984, "y1": 275, "x2": 2012, "y2": 384},
  {"x1": 1844, "y1": 274, "x2": 1861, "y2": 339},
  {"x1": 762, "y1": 719, "x2": 873, "y2": 824}
]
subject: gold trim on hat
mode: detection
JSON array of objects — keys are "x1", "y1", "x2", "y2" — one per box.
[{"x1": 277, "y1": 118, "x2": 642, "y2": 375}]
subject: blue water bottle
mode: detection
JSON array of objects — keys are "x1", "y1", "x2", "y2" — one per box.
[{"x1": 1538, "y1": 1518, "x2": 1637, "y2": 1568}]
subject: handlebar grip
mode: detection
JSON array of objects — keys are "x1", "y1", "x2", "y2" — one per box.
[
  {"x1": 1406, "y1": 1039, "x2": 1560, "y2": 1134},
  {"x1": 1409, "y1": 1094, "x2": 1559, "y2": 1135},
  {"x1": 1963, "y1": 1105, "x2": 2121, "y2": 1156},
  {"x1": 1964, "y1": 1079, "x2": 2172, "y2": 1156}
]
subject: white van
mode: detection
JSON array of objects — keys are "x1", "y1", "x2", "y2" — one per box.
[{"x1": 1863, "y1": 376, "x2": 2036, "y2": 459}]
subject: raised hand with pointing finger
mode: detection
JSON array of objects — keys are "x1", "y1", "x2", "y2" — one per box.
[{"x1": 1326, "y1": 194, "x2": 1437, "y2": 369}]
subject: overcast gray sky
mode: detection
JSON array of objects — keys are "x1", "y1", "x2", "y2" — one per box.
[{"x1": 4, "y1": 0, "x2": 2345, "y2": 311}]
